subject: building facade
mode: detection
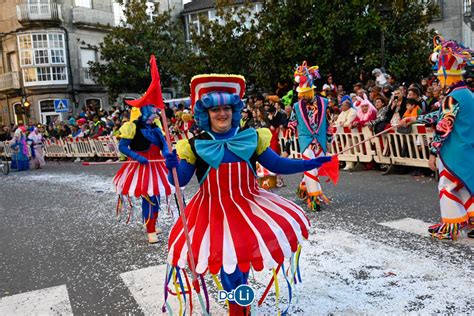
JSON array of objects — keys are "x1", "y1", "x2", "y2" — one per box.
[
  {"x1": 0, "y1": 0, "x2": 115, "y2": 126},
  {"x1": 429, "y1": 0, "x2": 473, "y2": 47},
  {"x1": 181, "y1": 0, "x2": 262, "y2": 46}
]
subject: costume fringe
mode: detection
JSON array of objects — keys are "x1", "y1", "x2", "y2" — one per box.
[
  {"x1": 165, "y1": 245, "x2": 305, "y2": 315},
  {"x1": 429, "y1": 222, "x2": 464, "y2": 240},
  {"x1": 296, "y1": 185, "x2": 308, "y2": 200}
]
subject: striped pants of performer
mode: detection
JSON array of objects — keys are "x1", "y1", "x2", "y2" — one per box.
[
  {"x1": 431, "y1": 158, "x2": 474, "y2": 239},
  {"x1": 298, "y1": 144, "x2": 329, "y2": 211}
]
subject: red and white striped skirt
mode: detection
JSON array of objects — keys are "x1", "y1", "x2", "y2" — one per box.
[
  {"x1": 113, "y1": 144, "x2": 174, "y2": 198},
  {"x1": 167, "y1": 161, "x2": 310, "y2": 275}
]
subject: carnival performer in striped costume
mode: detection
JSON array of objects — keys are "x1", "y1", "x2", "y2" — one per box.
[
  {"x1": 293, "y1": 61, "x2": 333, "y2": 212},
  {"x1": 114, "y1": 104, "x2": 174, "y2": 244},
  {"x1": 402, "y1": 36, "x2": 474, "y2": 240},
  {"x1": 164, "y1": 74, "x2": 332, "y2": 315}
]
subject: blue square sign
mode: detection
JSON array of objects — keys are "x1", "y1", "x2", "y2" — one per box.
[{"x1": 54, "y1": 99, "x2": 69, "y2": 113}]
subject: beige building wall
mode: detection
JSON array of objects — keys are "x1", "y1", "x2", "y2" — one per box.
[{"x1": 0, "y1": 0, "x2": 114, "y2": 126}]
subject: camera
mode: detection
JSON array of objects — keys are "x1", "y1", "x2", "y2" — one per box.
[{"x1": 394, "y1": 96, "x2": 399, "y2": 100}]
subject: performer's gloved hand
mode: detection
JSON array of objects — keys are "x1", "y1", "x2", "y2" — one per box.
[
  {"x1": 303, "y1": 156, "x2": 332, "y2": 169},
  {"x1": 135, "y1": 155, "x2": 149, "y2": 165},
  {"x1": 164, "y1": 149, "x2": 179, "y2": 170}
]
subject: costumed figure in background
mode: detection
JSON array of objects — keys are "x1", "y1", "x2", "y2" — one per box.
[
  {"x1": 10, "y1": 126, "x2": 30, "y2": 171},
  {"x1": 27, "y1": 126, "x2": 46, "y2": 169},
  {"x1": 113, "y1": 105, "x2": 174, "y2": 244},
  {"x1": 402, "y1": 35, "x2": 474, "y2": 240},
  {"x1": 372, "y1": 68, "x2": 387, "y2": 86},
  {"x1": 164, "y1": 74, "x2": 332, "y2": 315},
  {"x1": 179, "y1": 109, "x2": 196, "y2": 138},
  {"x1": 293, "y1": 61, "x2": 333, "y2": 212}
]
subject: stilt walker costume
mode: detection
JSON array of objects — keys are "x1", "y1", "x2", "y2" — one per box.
[
  {"x1": 163, "y1": 74, "x2": 332, "y2": 315},
  {"x1": 293, "y1": 61, "x2": 333, "y2": 212},
  {"x1": 404, "y1": 36, "x2": 474, "y2": 240},
  {"x1": 114, "y1": 103, "x2": 174, "y2": 244}
]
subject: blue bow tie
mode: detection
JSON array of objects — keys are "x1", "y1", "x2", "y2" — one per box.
[{"x1": 195, "y1": 129, "x2": 258, "y2": 169}]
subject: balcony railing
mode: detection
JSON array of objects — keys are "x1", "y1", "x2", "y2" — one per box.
[
  {"x1": 0, "y1": 72, "x2": 21, "y2": 91},
  {"x1": 79, "y1": 67, "x2": 96, "y2": 85},
  {"x1": 16, "y1": 2, "x2": 62, "y2": 23},
  {"x1": 72, "y1": 7, "x2": 114, "y2": 27}
]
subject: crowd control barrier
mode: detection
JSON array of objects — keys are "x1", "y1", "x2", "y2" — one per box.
[
  {"x1": 0, "y1": 125, "x2": 433, "y2": 169},
  {"x1": 276, "y1": 124, "x2": 433, "y2": 169}
]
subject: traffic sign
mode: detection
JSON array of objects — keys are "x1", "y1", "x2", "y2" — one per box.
[{"x1": 54, "y1": 99, "x2": 69, "y2": 113}]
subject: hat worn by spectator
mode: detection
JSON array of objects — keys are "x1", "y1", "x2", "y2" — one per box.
[{"x1": 340, "y1": 95, "x2": 353, "y2": 107}]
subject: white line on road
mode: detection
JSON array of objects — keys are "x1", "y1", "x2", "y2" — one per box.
[
  {"x1": 0, "y1": 285, "x2": 73, "y2": 315},
  {"x1": 120, "y1": 264, "x2": 226, "y2": 315},
  {"x1": 378, "y1": 217, "x2": 474, "y2": 246}
]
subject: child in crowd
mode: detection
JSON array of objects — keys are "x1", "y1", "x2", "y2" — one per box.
[{"x1": 403, "y1": 98, "x2": 422, "y2": 118}]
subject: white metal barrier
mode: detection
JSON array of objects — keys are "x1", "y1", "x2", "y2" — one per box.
[
  {"x1": 371, "y1": 125, "x2": 433, "y2": 168},
  {"x1": 90, "y1": 136, "x2": 120, "y2": 158},
  {"x1": 277, "y1": 124, "x2": 433, "y2": 169},
  {"x1": 327, "y1": 126, "x2": 375, "y2": 163},
  {"x1": 43, "y1": 139, "x2": 69, "y2": 158}
]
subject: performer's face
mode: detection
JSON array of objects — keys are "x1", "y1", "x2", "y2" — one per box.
[{"x1": 208, "y1": 105, "x2": 232, "y2": 133}]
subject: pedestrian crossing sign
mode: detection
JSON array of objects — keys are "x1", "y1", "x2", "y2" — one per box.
[{"x1": 54, "y1": 99, "x2": 69, "y2": 113}]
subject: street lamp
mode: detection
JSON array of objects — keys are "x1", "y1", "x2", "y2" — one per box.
[{"x1": 21, "y1": 96, "x2": 30, "y2": 123}]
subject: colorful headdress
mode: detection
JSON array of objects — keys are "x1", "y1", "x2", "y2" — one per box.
[
  {"x1": 294, "y1": 61, "x2": 321, "y2": 99},
  {"x1": 430, "y1": 35, "x2": 473, "y2": 77},
  {"x1": 190, "y1": 74, "x2": 245, "y2": 131}
]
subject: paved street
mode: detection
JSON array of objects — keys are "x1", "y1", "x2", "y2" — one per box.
[{"x1": 1, "y1": 162, "x2": 472, "y2": 314}]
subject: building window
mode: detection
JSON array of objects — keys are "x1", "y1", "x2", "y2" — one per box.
[
  {"x1": 23, "y1": 68, "x2": 37, "y2": 83},
  {"x1": 464, "y1": 0, "x2": 472, "y2": 17},
  {"x1": 208, "y1": 9, "x2": 216, "y2": 21},
  {"x1": 34, "y1": 49, "x2": 49, "y2": 64},
  {"x1": 50, "y1": 49, "x2": 65, "y2": 64},
  {"x1": 20, "y1": 51, "x2": 33, "y2": 66},
  {"x1": 17, "y1": 32, "x2": 68, "y2": 86},
  {"x1": 423, "y1": 0, "x2": 443, "y2": 20},
  {"x1": 27, "y1": 0, "x2": 52, "y2": 16},
  {"x1": 80, "y1": 48, "x2": 96, "y2": 84},
  {"x1": 74, "y1": 0, "x2": 92, "y2": 8},
  {"x1": 52, "y1": 67, "x2": 67, "y2": 81}
]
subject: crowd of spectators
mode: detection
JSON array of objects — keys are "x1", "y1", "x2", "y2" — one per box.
[{"x1": 1, "y1": 68, "x2": 472, "y2": 173}]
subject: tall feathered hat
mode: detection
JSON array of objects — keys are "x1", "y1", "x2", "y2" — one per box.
[
  {"x1": 430, "y1": 35, "x2": 473, "y2": 77},
  {"x1": 190, "y1": 74, "x2": 245, "y2": 131},
  {"x1": 294, "y1": 61, "x2": 321, "y2": 99}
]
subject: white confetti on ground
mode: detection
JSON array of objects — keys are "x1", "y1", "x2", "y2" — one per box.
[
  {"x1": 10, "y1": 171, "x2": 473, "y2": 314},
  {"x1": 253, "y1": 229, "x2": 473, "y2": 314},
  {"x1": 19, "y1": 173, "x2": 116, "y2": 194}
]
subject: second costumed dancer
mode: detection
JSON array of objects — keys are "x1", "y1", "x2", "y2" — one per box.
[
  {"x1": 163, "y1": 74, "x2": 332, "y2": 315},
  {"x1": 293, "y1": 61, "x2": 333, "y2": 212},
  {"x1": 114, "y1": 101, "x2": 174, "y2": 244}
]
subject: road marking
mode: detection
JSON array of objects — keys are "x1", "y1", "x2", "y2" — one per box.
[
  {"x1": 0, "y1": 285, "x2": 73, "y2": 315},
  {"x1": 378, "y1": 217, "x2": 474, "y2": 246},
  {"x1": 120, "y1": 264, "x2": 225, "y2": 315}
]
